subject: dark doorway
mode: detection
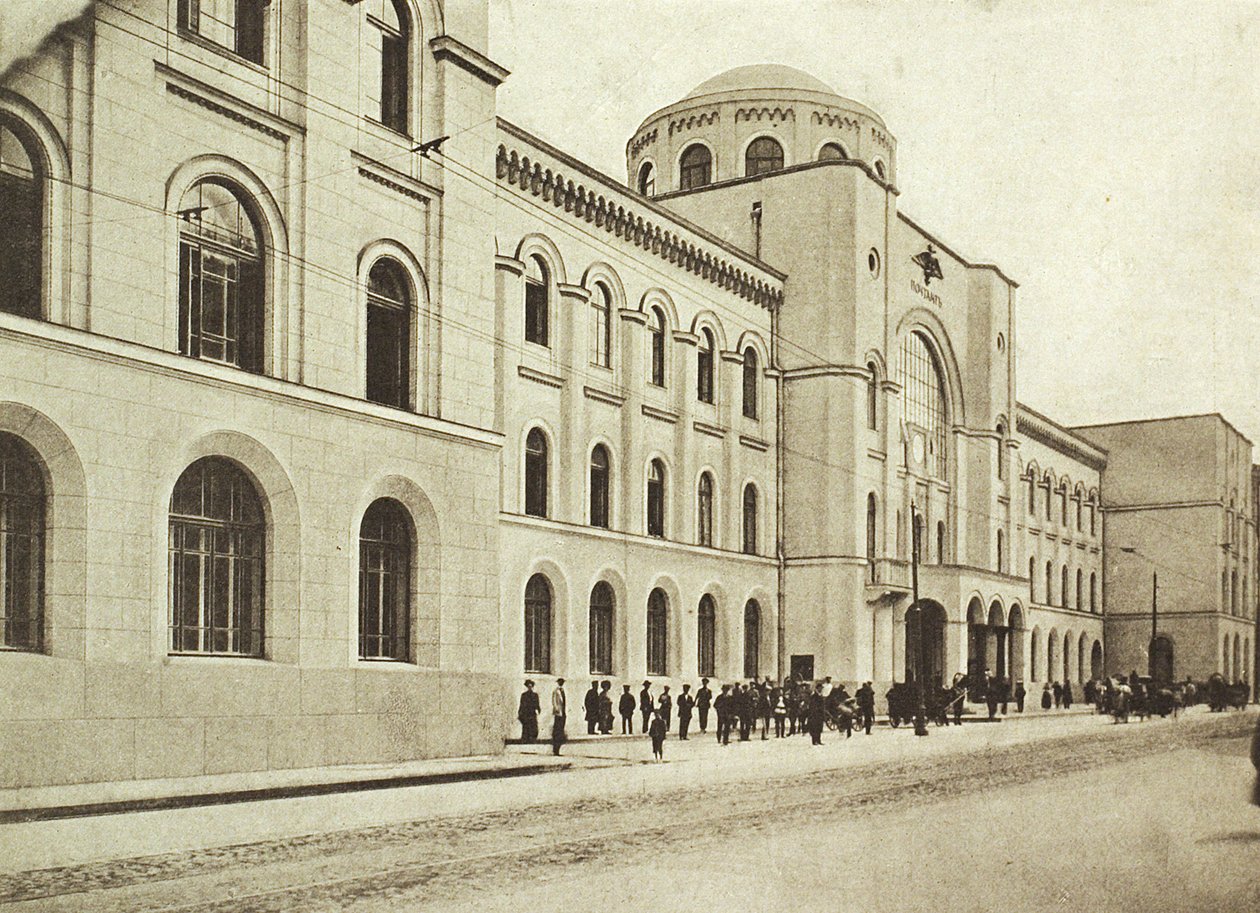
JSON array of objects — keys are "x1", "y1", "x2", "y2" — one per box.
[
  {"x1": 1151, "y1": 636, "x2": 1173, "y2": 684},
  {"x1": 906, "y1": 601, "x2": 946, "y2": 688},
  {"x1": 790, "y1": 654, "x2": 815, "y2": 682}
]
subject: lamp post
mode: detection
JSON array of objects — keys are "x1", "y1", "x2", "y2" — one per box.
[
  {"x1": 1119, "y1": 546, "x2": 1158, "y2": 681},
  {"x1": 911, "y1": 503, "x2": 929, "y2": 737}
]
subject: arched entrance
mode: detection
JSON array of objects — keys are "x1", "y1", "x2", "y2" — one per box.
[
  {"x1": 1151, "y1": 635, "x2": 1173, "y2": 684},
  {"x1": 906, "y1": 600, "x2": 946, "y2": 688},
  {"x1": 966, "y1": 598, "x2": 986, "y2": 687},
  {"x1": 1090, "y1": 640, "x2": 1103, "y2": 680},
  {"x1": 1008, "y1": 605, "x2": 1026, "y2": 683}
]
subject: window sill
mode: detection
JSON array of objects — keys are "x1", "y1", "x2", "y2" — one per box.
[
  {"x1": 177, "y1": 27, "x2": 268, "y2": 76},
  {"x1": 363, "y1": 116, "x2": 413, "y2": 143},
  {"x1": 358, "y1": 657, "x2": 417, "y2": 668},
  {"x1": 166, "y1": 652, "x2": 269, "y2": 664}
]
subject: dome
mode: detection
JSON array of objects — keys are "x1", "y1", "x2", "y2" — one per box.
[{"x1": 683, "y1": 65, "x2": 839, "y2": 101}]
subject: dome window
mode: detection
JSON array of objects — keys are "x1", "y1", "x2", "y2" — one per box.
[
  {"x1": 637, "y1": 161, "x2": 656, "y2": 197},
  {"x1": 679, "y1": 144, "x2": 712, "y2": 191},
  {"x1": 745, "y1": 137, "x2": 784, "y2": 177},
  {"x1": 818, "y1": 142, "x2": 847, "y2": 161}
]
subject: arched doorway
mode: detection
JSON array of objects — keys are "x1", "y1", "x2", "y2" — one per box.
[
  {"x1": 1090, "y1": 640, "x2": 1103, "y2": 680},
  {"x1": 1151, "y1": 635, "x2": 1173, "y2": 684},
  {"x1": 966, "y1": 598, "x2": 986, "y2": 688},
  {"x1": 1008, "y1": 605, "x2": 1026, "y2": 683},
  {"x1": 989, "y1": 601, "x2": 1008, "y2": 680},
  {"x1": 906, "y1": 600, "x2": 946, "y2": 688},
  {"x1": 1047, "y1": 628, "x2": 1060, "y2": 683}
]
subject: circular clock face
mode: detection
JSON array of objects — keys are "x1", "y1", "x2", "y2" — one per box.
[{"x1": 912, "y1": 433, "x2": 926, "y2": 464}]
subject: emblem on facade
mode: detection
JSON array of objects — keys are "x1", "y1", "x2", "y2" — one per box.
[{"x1": 912, "y1": 245, "x2": 944, "y2": 285}]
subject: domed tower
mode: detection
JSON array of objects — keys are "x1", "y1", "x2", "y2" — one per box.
[{"x1": 627, "y1": 64, "x2": 896, "y2": 196}]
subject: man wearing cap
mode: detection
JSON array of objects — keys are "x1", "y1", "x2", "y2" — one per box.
[
  {"x1": 714, "y1": 684, "x2": 732, "y2": 745},
  {"x1": 618, "y1": 684, "x2": 636, "y2": 734},
  {"x1": 856, "y1": 681, "x2": 875, "y2": 735},
  {"x1": 808, "y1": 682, "x2": 826, "y2": 745},
  {"x1": 676, "y1": 683, "x2": 695, "y2": 740},
  {"x1": 517, "y1": 680, "x2": 540, "y2": 743},
  {"x1": 639, "y1": 681, "x2": 654, "y2": 733},
  {"x1": 584, "y1": 680, "x2": 601, "y2": 735},
  {"x1": 696, "y1": 678, "x2": 713, "y2": 733},
  {"x1": 550, "y1": 678, "x2": 567, "y2": 756}
]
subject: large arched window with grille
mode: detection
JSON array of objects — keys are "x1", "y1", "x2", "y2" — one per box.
[
  {"x1": 178, "y1": 0, "x2": 268, "y2": 64},
  {"x1": 745, "y1": 137, "x2": 784, "y2": 176},
  {"x1": 0, "y1": 121, "x2": 43, "y2": 320},
  {"x1": 589, "y1": 581, "x2": 614, "y2": 675},
  {"x1": 996, "y1": 529, "x2": 1004, "y2": 574},
  {"x1": 818, "y1": 142, "x2": 847, "y2": 161},
  {"x1": 177, "y1": 180, "x2": 265, "y2": 372},
  {"x1": 0, "y1": 434, "x2": 44, "y2": 650},
  {"x1": 636, "y1": 161, "x2": 656, "y2": 197},
  {"x1": 742, "y1": 484, "x2": 758, "y2": 555},
  {"x1": 646, "y1": 587, "x2": 668, "y2": 675},
  {"x1": 1076, "y1": 569, "x2": 1084, "y2": 611},
  {"x1": 697, "y1": 327, "x2": 715, "y2": 404},
  {"x1": 524, "y1": 573, "x2": 552, "y2": 673},
  {"x1": 679, "y1": 144, "x2": 712, "y2": 191},
  {"x1": 358, "y1": 498, "x2": 412, "y2": 660},
  {"x1": 697, "y1": 472, "x2": 714, "y2": 547},
  {"x1": 697, "y1": 594, "x2": 716, "y2": 678},
  {"x1": 367, "y1": 0, "x2": 410, "y2": 133},
  {"x1": 647, "y1": 459, "x2": 666, "y2": 537},
  {"x1": 743, "y1": 599, "x2": 761, "y2": 678},
  {"x1": 365, "y1": 258, "x2": 411, "y2": 409},
  {"x1": 524, "y1": 255, "x2": 549, "y2": 347},
  {"x1": 898, "y1": 332, "x2": 948, "y2": 478},
  {"x1": 169, "y1": 458, "x2": 264, "y2": 655},
  {"x1": 590, "y1": 282, "x2": 612, "y2": 368},
  {"x1": 648, "y1": 306, "x2": 667, "y2": 386},
  {"x1": 1090, "y1": 572, "x2": 1098, "y2": 613},
  {"x1": 524, "y1": 428, "x2": 548, "y2": 518},
  {"x1": 742, "y1": 347, "x2": 759, "y2": 419},
  {"x1": 1045, "y1": 562, "x2": 1054, "y2": 606},
  {"x1": 1029, "y1": 557, "x2": 1037, "y2": 601},
  {"x1": 589, "y1": 444, "x2": 610, "y2": 529}
]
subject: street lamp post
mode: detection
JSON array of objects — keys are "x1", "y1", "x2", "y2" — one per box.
[{"x1": 911, "y1": 503, "x2": 929, "y2": 737}]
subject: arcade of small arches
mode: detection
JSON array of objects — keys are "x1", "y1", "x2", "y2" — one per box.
[
  {"x1": 1222, "y1": 632, "x2": 1253, "y2": 683},
  {"x1": 1020, "y1": 462, "x2": 1101, "y2": 539},
  {"x1": 643, "y1": 135, "x2": 874, "y2": 195}
]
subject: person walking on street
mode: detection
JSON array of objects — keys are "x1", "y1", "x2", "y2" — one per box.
[
  {"x1": 518, "y1": 680, "x2": 540, "y2": 742},
  {"x1": 808, "y1": 683, "x2": 826, "y2": 745},
  {"x1": 985, "y1": 670, "x2": 999, "y2": 721},
  {"x1": 856, "y1": 681, "x2": 875, "y2": 735},
  {"x1": 738, "y1": 684, "x2": 753, "y2": 741},
  {"x1": 639, "y1": 681, "x2": 653, "y2": 733},
  {"x1": 1052, "y1": 681, "x2": 1063, "y2": 708},
  {"x1": 618, "y1": 684, "x2": 636, "y2": 734},
  {"x1": 1015, "y1": 680, "x2": 1027, "y2": 713},
  {"x1": 550, "y1": 678, "x2": 567, "y2": 756},
  {"x1": 599, "y1": 681, "x2": 613, "y2": 734},
  {"x1": 772, "y1": 687, "x2": 787, "y2": 738},
  {"x1": 1041, "y1": 682, "x2": 1053, "y2": 710},
  {"x1": 658, "y1": 685, "x2": 673, "y2": 729},
  {"x1": 649, "y1": 709, "x2": 667, "y2": 761},
  {"x1": 584, "y1": 681, "x2": 600, "y2": 735},
  {"x1": 1063, "y1": 681, "x2": 1074, "y2": 710},
  {"x1": 677, "y1": 684, "x2": 695, "y2": 740},
  {"x1": 715, "y1": 684, "x2": 732, "y2": 745},
  {"x1": 696, "y1": 678, "x2": 713, "y2": 733}
]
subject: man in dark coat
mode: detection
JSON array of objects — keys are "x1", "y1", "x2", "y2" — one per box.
[
  {"x1": 676, "y1": 683, "x2": 695, "y2": 740},
  {"x1": 517, "y1": 680, "x2": 540, "y2": 742},
  {"x1": 985, "y1": 671, "x2": 999, "y2": 720},
  {"x1": 1052, "y1": 681, "x2": 1063, "y2": 708},
  {"x1": 714, "y1": 684, "x2": 732, "y2": 745},
  {"x1": 999, "y1": 677, "x2": 1010, "y2": 715},
  {"x1": 598, "y1": 681, "x2": 613, "y2": 734},
  {"x1": 1014, "y1": 680, "x2": 1027, "y2": 713},
  {"x1": 856, "y1": 681, "x2": 876, "y2": 735},
  {"x1": 639, "y1": 681, "x2": 653, "y2": 733},
  {"x1": 584, "y1": 681, "x2": 600, "y2": 735},
  {"x1": 658, "y1": 685, "x2": 673, "y2": 728},
  {"x1": 696, "y1": 678, "x2": 713, "y2": 733},
  {"x1": 807, "y1": 683, "x2": 826, "y2": 745},
  {"x1": 617, "y1": 684, "x2": 636, "y2": 734},
  {"x1": 738, "y1": 684, "x2": 752, "y2": 741}
]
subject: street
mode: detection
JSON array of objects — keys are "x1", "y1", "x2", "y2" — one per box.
[{"x1": 0, "y1": 709, "x2": 1256, "y2": 912}]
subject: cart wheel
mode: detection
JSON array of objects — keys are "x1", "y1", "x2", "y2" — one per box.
[{"x1": 890, "y1": 716, "x2": 901, "y2": 728}]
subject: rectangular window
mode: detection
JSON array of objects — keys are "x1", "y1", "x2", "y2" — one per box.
[
  {"x1": 179, "y1": 0, "x2": 266, "y2": 65},
  {"x1": 590, "y1": 608, "x2": 613, "y2": 675},
  {"x1": 366, "y1": 300, "x2": 410, "y2": 409},
  {"x1": 179, "y1": 241, "x2": 261, "y2": 372},
  {"x1": 380, "y1": 31, "x2": 408, "y2": 133}
]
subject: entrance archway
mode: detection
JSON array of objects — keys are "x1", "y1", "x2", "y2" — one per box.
[
  {"x1": 1151, "y1": 635, "x2": 1173, "y2": 684},
  {"x1": 1008, "y1": 604, "x2": 1026, "y2": 683},
  {"x1": 966, "y1": 598, "x2": 986, "y2": 688},
  {"x1": 1090, "y1": 640, "x2": 1103, "y2": 680},
  {"x1": 906, "y1": 600, "x2": 946, "y2": 688}
]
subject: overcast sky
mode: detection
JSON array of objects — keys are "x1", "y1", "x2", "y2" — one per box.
[{"x1": 489, "y1": 0, "x2": 1260, "y2": 446}]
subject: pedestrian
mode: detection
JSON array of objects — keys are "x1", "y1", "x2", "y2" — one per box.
[
  {"x1": 584, "y1": 681, "x2": 600, "y2": 735},
  {"x1": 757, "y1": 684, "x2": 772, "y2": 740},
  {"x1": 696, "y1": 678, "x2": 713, "y2": 733},
  {"x1": 517, "y1": 680, "x2": 540, "y2": 742},
  {"x1": 787, "y1": 682, "x2": 800, "y2": 735},
  {"x1": 1063, "y1": 681, "x2": 1074, "y2": 710},
  {"x1": 550, "y1": 678, "x2": 567, "y2": 756},
  {"x1": 985, "y1": 671, "x2": 998, "y2": 721},
  {"x1": 1041, "y1": 682, "x2": 1052, "y2": 710},
  {"x1": 1014, "y1": 680, "x2": 1027, "y2": 713},
  {"x1": 856, "y1": 681, "x2": 875, "y2": 735},
  {"x1": 808, "y1": 682, "x2": 826, "y2": 745},
  {"x1": 1052, "y1": 681, "x2": 1063, "y2": 708},
  {"x1": 599, "y1": 681, "x2": 613, "y2": 734},
  {"x1": 738, "y1": 684, "x2": 752, "y2": 741},
  {"x1": 833, "y1": 683, "x2": 855, "y2": 738},
  {"x1": 658, "y1": 685, "x2": 673, "y2": 729},
  {"x1": 999, "y1": 677, "x2": 1010, "y2": 715},
  {"x1": 649, "y1": 709, "x2": 667, "y2": 761},
  {"x1": 677, "y1": 683, "x2": 695, "y2": 740},
  {"x1": 715, "y1": 684, "x2": 732, "y2": 745},
  {"x1": 821, "y1": 676, "x2": 834, "y2": 698},
  {"x1": 639, "y1": 681, "x2": 653, "y2": 733},
  {"x1": 772, "y1": 687, "x2": 787, "y2": 738},
  {"x1": 618, "y1": 684, "x2": 636, "y2": 734}
]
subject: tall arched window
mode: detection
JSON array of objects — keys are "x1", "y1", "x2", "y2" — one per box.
[
  {"x1": 1059, "y1": 487, "x2": 1068, "y2": 526},
  {"x1": 1027, "y1": 474, "x2": 1036, "y2": 514},
  {"x1": 0, "y1": 434, "x2": 44, "y2": 650},
  {"x1": 818, "y1": 142, "x2": 847, "y2": 161},
  {"x1": 697, "y1": 472, "x2": 714, "y2": 547},
  {"x1": 1046, "y1": 562, "x2": 1054, "y2": 606},
  {"x1": 589, "y1": 581, "x2": 614, "y2": 675},
  {"x1": 697, "y1": 327, "x2": 715, "y2": 403},
  {"x1": 177, "y1": 179, "x2": 265, "y2": 372},
  {"x1": 936, "y1": 521, "x2": 946, "y2": 564},
  {"x1": 1029, "y1": 557, "x2": 1037, "y2": 601},
  {"x1": 590, "y1": 282, "x2": 611, "y2": 368},
  {"x1": 742, "y1": 347, "x2": 759, "y2": 419},
  {"x1": 1223, "y1": 570, "x2": 1230, "y2": 611},
  {"x1": 524, "y1": 255, "x2": 549, "y2": 347},
  {"x1": 1030, "y1": 628, "x2": 1041, "y2": 681},
  {"x1": 524, "y1": 428, "x2": 548, "y2": 518},
  {"x1": 1075, "y1": 495, "x2": 1083, "y2": 531},
  {"x1": 169, "y1": 458, "x2": 264, "y2": 655},
  {"x1": 365, "y1": 258, "x2": 411, "y2": 409},
  {"x1": 359, "y1": 498, "x2": 412, "y2": 660},
  {"x1": 874, "y1": 159, "x2": 887, "y2": 180},
  {"x1": 524, "y1": 573, "x2": 552, "y2": 673},
  {"x1": 1061, "y1": 566, "x2": 1070, "y2": 608},
  {"x1": 637, "y1": 161, "x2": 656, "y2": 196},
  {"x1": 646, "y1": 459, "x2": 666, "y2": 537},
  {"x1": 679, "y1": 144, "x2": 712, "y2": 191},
  {"x1": 898, "y1": 332, "x2": 948, "y2": 478},
  {"x1": 742, "y1": 484, "x2": 759, "y2": 556},
  {"x1": 866, "y1": 363, "x2": 879, "y2": 430},
  {"x1": 745, "y1": 137, "x2": 784, "y2": 176},
  {"x1": 865, "y1": 493, "x2": 877, "y2": 573},
  {"x1": 744, "y1": 600, "x2": 761, "y2": 679},
  {"x1": 1044, "y1": 476, "x2": 1053, "y2": 520},
  {"x1": 0, "y1": 121, "x2": 43, "y2": 320},
  {"x1": 1076, "y1": 569, "x2": 1084, "y2": 611},
  {"x1": 178, "y1": 0, "x2": 268, "y2": 65},
  {"x1": 368, "y1": 0, "x2": 410, "y2": 133},
  {"x1": 646, "y1": 588, "x2": 668, "y2": 675},
  {"x1": 995, "y1": 423, "x2": 1006, "y2": 481},
  {"x1": 1232, "y1": 570, "x2": 1239, "y2": 615},
  {"x1": 589, "y1": 444, "x2": 610, "y2": 529},
  {"x1": 1090, "y1": 572, "x2": 1098, "y2": 613},
  {"x1": 996, "y1": 529, "x2": 1004, "y2": 574},
  {"x1": 648, "y1": 306, "x2": 666, "y2": 386},
  {"x1": 697, "y1": 594, "x2": 716, "y2": 677},
  {"x1": 1089, "y1": 497, "x2": 1097, "y2": 536}
]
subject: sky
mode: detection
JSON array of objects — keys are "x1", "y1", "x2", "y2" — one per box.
[{"x1": 488, "y1": 0, "x2": 1260, "y2": 444}]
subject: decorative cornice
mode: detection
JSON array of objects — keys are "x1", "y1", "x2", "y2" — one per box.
[
  {"x1": 352, "y1": 150, "x2": 441, "y2": 201},
  {"x1": 672, "y1": 330, "x2": 699, "y2": 346},
  {"x1": 429, "y1": 36, "x2": 510, "y2": 87},
  {"x1": 693, "y1": 420, "x2": 726, "y2": 440},
  {"x1": 740, "y1": 435, "x2": 770, "y2": 452},
  {"x1": 158, "y1": 63, "x2": 301, "y2": 142},
  {"x1": 618, "y1": 308, "x2": 648, "y2": 325},
  {"x1": 735, "y1": 106, "x2": 794, "y2": 123},
  {"x1": 583, "y1": 385, "x2": 625, "y2": 407},
  {"x1": 629, "y1": 128, "x2": 658, "y2": 157},
  {"x1": 719, "y1": 349, "x2": 745, "y2": 364},
  {"x1": 781, "y1": 364, "x2": 868, "y2": 381},
  {"x1": 495, "y1": 255, "x2": 525, "y2": 276},
  {"x1": 1016, "y1": 403, "x2": 1108, "y2": 472},
  {"x1": 358, "y1": 168, "x2": 428, "y2": 203},
  {"x1": 668, "y1": 110, "x2": 719, "y2": 136},
  {"x1": 517, "y1": 365, "x2": 564, "y2": 389},
  {"x1": 642, "y1": 404, "x2": 680, "y2": 425},
  {"x1": 811, "y1": 111, "x2": 862, "y2": 130},
  {"x1": 557, "y1": 282, "x2": 589, "y2": 302}
]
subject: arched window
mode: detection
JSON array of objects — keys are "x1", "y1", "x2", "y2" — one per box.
[
  {"x1": 865, "y1": 493, "x2": 878, "y2": 569},
  {"x1": 590, "y1": 282, "x2": 611, "y2": 368},
  {"x1": 1223, "y1": 570, "x2": 1230, "y2": 612},
  {"x1": 874, "y1": 159, "x2": 887, "y2": 180},
  {"x1": 646, "y1": 459, "x2": 666, "y2": 538},
  {"x1": 936, "y1": 521, "x2": 946, "y2": 564},
  {"x1": 866, "y1": 363, "x2": 879, "y2": 430},
  {"x1": 1089, "y1": 498, "x2": 1097, "y2": 536},
  {"x1": 1030, "y1": 628, "x2": 1041, "y2": 681},
  {"x1": 898, "y1": 332, "x2": 948, "y2": 478},
  {"x1": 742, "y1": 484, "x2": 758, "y2": 555},
  {"x1": 524, "y1": 255, "x2": 549, "y2": 347},
  {"x1": 697, "y1": 472, "x2": 714, "y2": 547},
  {"x1": 648, "y1": 306, "x2": 666, "y2": 386},
  {"x1": 996, "y1": 529, "x2": 1004, "y2": 574},
  {"x1": 365, "y1": 258, "x2": 411, "y2": 409},
  {"x1": 177, "y1": 179, "x2": 265, "y2": 372},
  {"x1": 636, "y1": 161, "x2": 656, "y2": 196},
  {"x1": 169, "y1": 458, "x2": 264, "y2": 655},
  {"x1": 679, "y1": 144, "x2": 712, "y2": 191},
  {"x1": 744, "y1": 600, "x2": 761, "y2": 679},
  {"x1": 367, "y1": 0, "x2": 410, "y2": 133},
  {"x1": 524, "y1": 573, "x2": 552, "y2": 673},
  {"x1": 589, "y1": 581, "x2": 614, "y2": 675},
  {"x1": 697, "y1": 594, "x2": 715, "y2": 677},
  {"x1": 1090, "y1": 572, "x2": 1098, "y2": 613},
  {"x1": 818, "y1": 142, "x2": 847, "y2": 161},
  {"x1": 697, "y1": 327, "x2": 715, "y2": 403},
  {"x1": 995, "y1": 423, "x2": 1006, "y2": 480},
  {"x1": 1027, "y1": 475, "x2": 1036, "y2": 514},
  {"x1": 1045, "y1": 562, "x2": 1054, "y2": 606},
  {"x1": 1061, "y1": 566, "x2": 1070, "y2": 608},
  {"x1": 524, "y1": 428, "x2": 548, "y2": 518},
  {"x1": 1076, "y1": 569, "x2": 1083, "y2": 611},
  {"x1": 178, "y1": 0, "x2": 267, "y2": 64},
  {"x1": 588, "y1": 444, "x2": 610, "y2": 529},
  {"x1": 646, "y1": 588, "x2": 668, "y2": 675},
  {"x1": 745, "y1": 137, "x2": 784, "y2": 176},
  {"x1": 1029, "y1": 557, "x2": 1037, "y2": 601},
  {"x1": 1075, "y1": 495, "x2": 1083, "y2": 531},
  {"x1": 0, "y1": 121, "x2": 43, "y2": 320},
  {"x1": 1232, "y1": 570, "x2": 1239, "y2": 615},
  {"x1": 742, "y1": 347, "x2": 759, "y2": 419},
  {"x1": 358, "y1": 498, "x2": 411, "y2": 660},
  {"x1": 1059, "y1": 487, "x2": 1068, "y2": 526},
  {"x1": 1044, "y1": 476, "x2": 1053, "y2": 520},
  {"x1": 0, "y1": 434, "x2": 44, "y2": 650}
]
